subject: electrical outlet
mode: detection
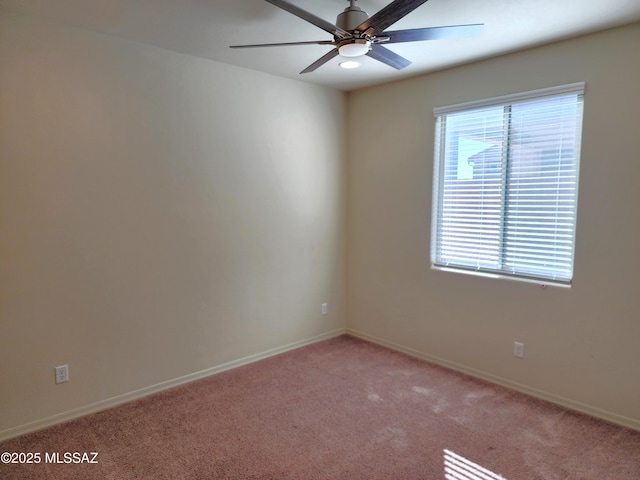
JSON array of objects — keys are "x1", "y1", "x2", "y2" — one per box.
[
  {"x1": 321, "y1": 303, "x2": 328, "y2": 315},
  {"x1": 514, "y1": 342, "x2": 524, "y2": 359},
  {"x1": 55, "y1": 365, "x2": 69, "y2": 384}
]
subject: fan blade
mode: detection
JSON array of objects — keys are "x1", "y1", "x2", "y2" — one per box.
[
  {"x1": 265, "y1": 0, "x2": 350, "y2": 39},
  {"x1": 230, "y1": 40, "x2": 335, "y2": 49},
  {"x1": 384, "y1": 24, "x2": 484, "y2": 43},
  {"x1": 356, "y1": 0, "x2": 430, "y2": 36},
  {"x1": 366, "y1": 45, "x2": 412, "y2": 70},
  {"x1": 300, "y1": 48, "x2": 339, "y2": 74}
]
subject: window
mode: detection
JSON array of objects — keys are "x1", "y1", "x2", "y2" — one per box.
[{"x1": 430, "y1": 83, "x2": 585, "y2": 287}]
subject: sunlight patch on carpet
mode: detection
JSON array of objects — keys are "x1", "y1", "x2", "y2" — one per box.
[{"x1": 444, "y1": 449, "x2": 507, "y2": 480}]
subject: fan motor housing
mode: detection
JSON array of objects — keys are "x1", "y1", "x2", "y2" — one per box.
[{"x1": 336, "y1": 6, "x2": 369, "y2": 31}]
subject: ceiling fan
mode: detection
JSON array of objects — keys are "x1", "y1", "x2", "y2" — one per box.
[{"x1": 230, "y1": 0, "x2": 483, "y2": 73}]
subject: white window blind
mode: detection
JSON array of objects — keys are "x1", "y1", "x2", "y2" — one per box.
[{"x1": 431, "y1": 83, "x2": 585, "y2": 286}]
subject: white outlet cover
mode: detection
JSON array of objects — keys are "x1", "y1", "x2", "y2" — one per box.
[
  {"x1": 55, "y1": 364, "x2": 69, "y2": 383},
  {"x1": 514, "y1": 342, "x2": 524, "y2": 358}
]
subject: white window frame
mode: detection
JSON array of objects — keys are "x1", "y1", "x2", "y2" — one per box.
[{"x1": 430, "y1": 82, "x2": 585, "y2": 287}]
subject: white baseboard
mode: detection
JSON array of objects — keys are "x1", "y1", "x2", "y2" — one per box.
[
  {"x1": 0, "y1": 328, "x2": 347, "y2": 442},
  {"x1": 347, "y1": 328, "x2": 640, "y2": 431}
]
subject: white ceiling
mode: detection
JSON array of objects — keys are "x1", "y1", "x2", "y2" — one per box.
[{"x1": 2, "y1": 0, "x2": 640, "y2": 91}]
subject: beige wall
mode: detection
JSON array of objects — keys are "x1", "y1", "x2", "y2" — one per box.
[
  {"x1": 0, "y1": 11, "x2": 346, "y2": 436},
  {"x1": 347, "y1": 22, "x2": 640, "y2": 428}
]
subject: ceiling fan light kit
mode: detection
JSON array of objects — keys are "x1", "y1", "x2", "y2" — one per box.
[
  {"x1": 338, "y1": 39, "x2": 371, "y2": 57},
  {"x1": 230, "y1": 0, "x2": 483, "y2": 74}
]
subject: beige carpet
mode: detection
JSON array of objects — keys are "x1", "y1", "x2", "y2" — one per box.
[{"x1": 1, "y1": 335, "x2": 639, "y2": 479}]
